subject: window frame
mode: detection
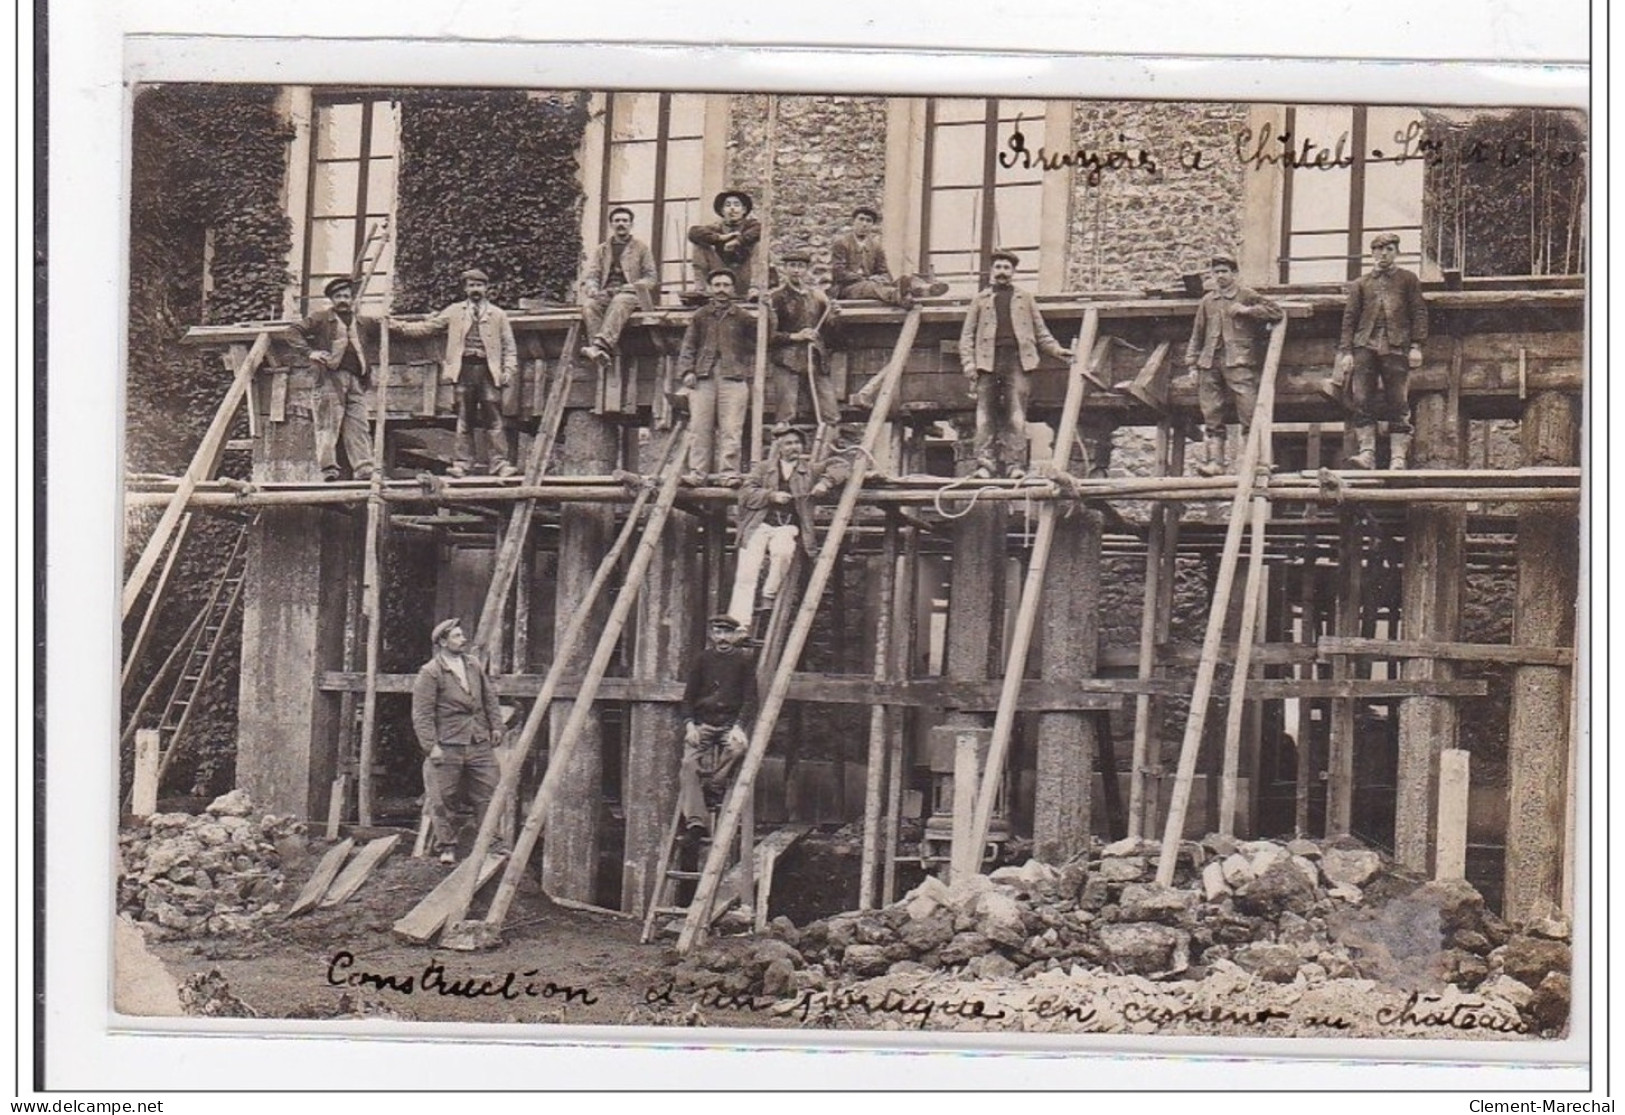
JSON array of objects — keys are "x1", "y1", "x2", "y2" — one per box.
[{"x1": 300, "y1": 90, "x2": 398, "y2": 314}]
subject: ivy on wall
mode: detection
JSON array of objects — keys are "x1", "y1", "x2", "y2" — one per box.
[{"x1": 391, "y1": 89, "x2": 589, "y2": 313}]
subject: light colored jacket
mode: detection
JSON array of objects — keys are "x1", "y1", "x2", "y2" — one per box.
[
  {"x1": 958, "y1": 285, "x2": 1069, "y2": 374},
  {"x1": 395, "y1": 300, "x2": 519, "y2": 386},
  {"x1": 582, "y1": 236, "x2": 659, "y2": 311},
  {"x1": 410, "y1": 654, "x2": 503, "y2": 754}
]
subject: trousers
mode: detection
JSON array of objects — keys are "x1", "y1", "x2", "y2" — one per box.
[
  {"x1": 1197, "y1": 363, "x2": 1261, "y2": 437},
  {"x1": 582, "y1": 290, "x2": 640, "y2": 353},
  {"x1": 771, "y1": 363, "x2": 838, "y2": 427},
  {"x1": 678, "y1": 722, "x2": 747, "y2": 829},
  {"x1": 312, "y1": 367, "x2": 375, "y2": 476},
  {"x1": 453, "y1": 361, "x2": 509, "y2": 469},
  {"x1": 421, "y1": 742, "x2": 501, "y2": 854},
  {"x1": 687, "y1": 376, "x2": 751, "y2": 476},
  {"x1": 1349, "y1": 349, "x2": 1413, "y2": 432},
  {"x1": 728, "y1": 522, "x2": 800, "y2": 625},
  {"x1": 973, "y1": 360, "x2": 1031, "y2": 471}
]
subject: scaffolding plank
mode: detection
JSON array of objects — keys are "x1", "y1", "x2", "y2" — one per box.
[
  {"x1": 287, "y1": 838, "x2": 355, "y2": 917},
  {"x1": 318, "y1": 834, "x2": 402, "y2": 908}
]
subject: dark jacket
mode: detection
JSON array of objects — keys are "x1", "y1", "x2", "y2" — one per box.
[
  {"x1": 411, "y1": 654, "x2": 503, "y2": 754},
  {"x1": 688, "y1": 217, "x2": 763, "y2": 283},
  {"x1": 1339, "y1": 266, "x2": 1428, "y2": 353},
  {"x1": 829, "y1": 232, "x2": 892, "y2": 294},
  {"x1": 767, "y1": 283, "x2": 836, "y2": 376},
  {"x1": 291, "y1": 308, "x2": 381, "y2": 378},
  {"x1": 737, "y1": 450, "x2": 852, "y2": 554},
  {"x1": 1185, "y1": 286, "x2": 1283, "y2": 370},
  {"x1": 682, "y1": 646, "x2": 758, "y2": 728},
  {"x1": 677, "y1": 300, "x2": 758, "y2": 382}
]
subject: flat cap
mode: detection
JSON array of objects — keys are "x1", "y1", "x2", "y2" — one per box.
[
  {"x1": 706, "y1": 267, "x2": 738, "y2": 283},
  {"x1": 323, "y1": 276, "x2": 355, "y2": 299},
  {"x1": 1370, "y1": 232, "x2": 1402, "y2": 250},
  {"x1": 989, "y1": 248, "x2": 1021, "y2": 266},
  {"x1": 852, "y1": 205, "x2": 881, "y2": 222},
  {"x1": 770, "y1": 422, "x2": 808, "y2": 442},
  {"x1": 460, "y1": 268, "x2": 490, "y2": 283},
  {"x1": 1209, "y1": 253, "x2": 1239, "y2": 270},
  {"x1": 708, "y1": 613, "x2": 744, "y2": 630},
  {"x1": 780, "y1": 247, "x2": 812, "y2": 263},
  {"x1": 431, "y1": 617, "x2": 461, "y2": 644}
]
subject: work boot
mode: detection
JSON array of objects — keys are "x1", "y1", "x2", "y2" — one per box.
[
  {"x1": 353, "y1": 465, "x2": 375, "y2": 482},
  {"x1": 492, "y1": 461, "x2": 519, "y2": 479},
  {"x1": 1389, "y1": 431, "x2": 1412, "y2": 471},
  {"x1": 909, "y1": 274, "x2": 950, "y2": 299},
  {"x1": 321, "y1": 466, "x2": 342, "y2": 483},
  {"x1": 1347, "y1": 426, "x2": 1378, "y2": 470},
  {"x1": 447, "y1": 462, "x2": 469, "y2": 479},
  {"x1": 1195, "y1": 432, "x2": 1227, "y2": 477}
]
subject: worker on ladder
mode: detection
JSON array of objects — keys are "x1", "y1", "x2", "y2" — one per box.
[{"x1": 678, "y1": 615, "x2": 759, "y2": 848}]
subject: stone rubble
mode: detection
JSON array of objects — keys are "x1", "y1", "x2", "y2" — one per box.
[
  {"x1": 117, "y1": 791, "x2": 303, "y2": 941},
  {"x1": 668, "y1": 835, "x2": 1571, "y2": 1037}
]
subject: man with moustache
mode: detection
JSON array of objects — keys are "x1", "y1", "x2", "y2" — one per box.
[
  {"x1": 675, "y1": 268, "x2": 758, "y2": 484},
  {"x1": 580, "y1": 205, "x2": 660, "y2": 371},
  {"x1": 293, "y1": 275, "x2": 379, "y2": 482}
]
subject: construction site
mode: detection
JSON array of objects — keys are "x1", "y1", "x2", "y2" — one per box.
[{"x1": 116, "y1": 87, "x2": 1585, "y2": 1038}]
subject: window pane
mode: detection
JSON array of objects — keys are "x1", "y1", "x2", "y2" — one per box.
[
  {"x1": 668, "y1": 93, "x2": 707, "y2": 137},
  {"x1": 369, "y1": 101, "x2": 399, "y2": 157},
  {"x1": 663, "y1": 137, "x2": 704, "y2": 199},
  {"x1": 314, "y1": 101, "x2": 364, "y2": 160},
  {"x1": 928, "y1": 188, "x2": 981, "y2": 253},
  {"x1": 931, "y1": 122, "x2": 988, "y2": 188},
  {"x1": 607, "y1": 142, "x2": 658, "y2": 203},
  {"x1": 309, "y1": 218, "x2": 359, "y2": 275},
  {"x1": 934, "y1": 98, "x2": 987, "y2": 124},
  {"x1": 611, "y1": 92, "x2": 661, "y2": 142},
  {"x1": 365, "y1": 157, "x2": 396, "y2": 218},
  {"x1": 311, "y1": 160, "x2": 360, "y2": 219},
  {"x1": 992, "y1": 182, "x2": 1043, "y2": 248},
  {"x1": 1363, "y1": 109, "x2": 1425, "y2": 263},
  {"x1": 660, "y1": 258, "x2": 689, "y2": 294},
  {"x1": 1286, "y1": 231, "x2": 1352, "y2": 284}
]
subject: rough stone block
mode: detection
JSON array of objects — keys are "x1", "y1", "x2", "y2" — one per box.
[
  {"x1": 1201, "y1": 861, "x2": 1228, "y2": 902},
  {"x1": 1320, "y1": 847, "x2": 1382, "y2": 889}
]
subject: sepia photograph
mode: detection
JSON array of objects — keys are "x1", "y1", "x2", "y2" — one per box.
[{"x1": 111, "y1": 75, "x2": 1588, "y2": 1052}]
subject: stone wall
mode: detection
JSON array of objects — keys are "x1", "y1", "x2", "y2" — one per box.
[
  {"x1": 1067, "y1": 101, "x2": 1250, "y2": 291},
  {"x1": 726, "y1": 94, "x2": 891, "y2": 285}
]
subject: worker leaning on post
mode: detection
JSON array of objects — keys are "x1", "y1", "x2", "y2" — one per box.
[
  {"x1": 411, "y1": 618, "x2": 505, "y2": 865},
  {"x1": 1183, "y1": 252, "x2": 1284, "y2": 477},
  {"x1": 291, "y1": 275, "x2": 380, "y2": 484}
]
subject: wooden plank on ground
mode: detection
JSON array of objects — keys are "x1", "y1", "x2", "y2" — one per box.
[
  {"x1": 319, "y1": 834, "x2": 402, "y2": 907},
  {"x1": 392, "y1": 853, "x2": 507, "y2": 944},
  {"x1": 718, "y1": 825, "x2": 811, "y2": 921},
  {"x1": 287, "y1": 838, "x2": 355, "y2": 916}
]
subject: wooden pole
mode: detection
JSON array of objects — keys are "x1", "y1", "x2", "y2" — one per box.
[
  {"x1": 858, "y1": 512, "x2": 899, "y2": 909},
  {"x1": 122, "y1": 330, "x2": 269, "y2": 617},
  {"x1": 750, "y1": 95, "x2": 778, "y2": 466},
  {"x1": 677, "y1": 308, "x2": 921, "y2": 952},
  {"x1": 881, "y1": 519, "x2": 920, "y2": 907},
  {"x1": 1127, "y1": 419, "x2": 1176, "y2": 838},
  {"x1": 959, "y1": 310, "x2": 1100, "y2": 877},
  {"x1": 1435, "y1": 749, "x2": 1470, "y2": 881},
  {"x1": 1326, "y1": 509, "x2": 1362, "y2": 837},
  {"x1": 131, "y1": 730, "x2": 160, "y2": 817},
  {"x1": 355, "y1": 311, "x2": 393, "y2": 826},
  {"x1": 121, "y1": 514, "x2": 194, "y2": 691},
  {"x1": 1219, "y1": 387, "x2": 1279, "y2": 836},
  {"x1": 1155, "y1": 318, "x2": 1289, "y2": 886},
  {"x1": 483, "y1": 428, "x2": 696, "y2": 929}
]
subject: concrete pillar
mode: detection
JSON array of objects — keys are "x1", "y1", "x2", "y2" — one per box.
[
  {"x1": 542, "y1": 410, "x2": 618, "y2": 903},
  {"x1": 1505, "y1": 392, "x2": 1580, "y2": 922},
  {"x1": 236, "y1": 415, "x2": 352, "y2": 819},
  {"x1": 1395, "y1": 391, "x2": 1465, "y2": 872},
  {"x1": 942, "y1": 494, "x2": 1005, "y2": 867},
  {"x1": 1033, "y1": 508, "x2": 1101, "y2": 861}
]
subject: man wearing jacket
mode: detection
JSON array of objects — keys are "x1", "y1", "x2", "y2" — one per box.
[
  {"x1": 675, "y1": 268, "x2": 758, "y2": 484},
  {"x1": 293, "y1": 276, "x2": 379, "y2": 483},
  {"x1": 1327, "y1": 233, "x2": 1429, "y2": 469},
  {"x1": 1184, "y1": 254, "x2": 1284, "y2": 476},
  {"x1": 678, "y1": 615, "x2": 759, "y2": 838},
  {"x1": 391, "y1": 268, "x2": 519, "y2": 478},
  {"x1": 828, "y1": 206, "x2": 948, "y2": 308},
  {"x1": 726, "y1": 424, "x2": 851, "y2": 627},
  {"x1": 580, "y1": 206, "x2": 660, "y2": 369},
  {"x1": 958, "y1": 249, "x2": 1073, "y2": 479},
  {"x1": 411, "y1": 618, "x2": 504, "y2": 865},
  {"x1": 687, "y1": 189, "x2": 762, "y2": 296},
  {"x1": 767, "y1": 248, "x2": 840, "y2": 437}
]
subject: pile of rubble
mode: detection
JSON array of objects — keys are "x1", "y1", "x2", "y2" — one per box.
[
  {"x1": 117, "y1": 790, "x2": 303, "y2": 940},
  {"x1": 671, "y1": 835, "x2": 1572, "y2": 1036}
]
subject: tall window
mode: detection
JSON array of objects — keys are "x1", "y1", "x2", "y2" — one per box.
[
  {"x1": 303, "y1": 94, "x2": 399, "y2": 311},
  {"x1": 1279, "y1": 105, "x2": 1426, "y2": 283},
  {"x1": 921, "y1": 98, "x2": 1047, "y2": 295},
  {"x1": 600, "y1": 92, "x2": 707, "y2": 297}
]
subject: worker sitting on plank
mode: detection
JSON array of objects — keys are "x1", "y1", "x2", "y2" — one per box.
[
  {"x1": 411, "y1": 618, "x2": 505, "y2": 865},
  {"x1": 579, "y1": 205, "x2": 660, "y2": 374},
  {"x1": 677, "y1": 615, "x2": 759, "y2": 845}
]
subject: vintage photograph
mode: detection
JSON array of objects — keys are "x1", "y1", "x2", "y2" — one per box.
[{"x1": 115, "y1": 82, "x2": 1587, "y2": 1044}]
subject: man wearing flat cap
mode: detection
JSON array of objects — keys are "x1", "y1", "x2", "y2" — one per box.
[
  {"x1": 767, "y1": 248, "x2": 841, "y2": 439},
  {"x1": 390, "y1": 268, "x2": 520, "y2": 478},
  {"x1": 829, "y1": 206, "x2": 948, "y2": 308},
  {"x1": 677, "y1": 614, "x2": 759, "y2": 840},
  {"x1": 958, "y1": 249, "x2": 1073, "y2": 479},
  {"x1": 1328, "y1": 232, "x2": 1428, "y2": 469},
  {"x1": 1184, "y1": 253, "x2": 1283, "y2": 476},
  {"x1": 580, "y1": 206, "x2": 660, "y2": 371},
  {"x1": 411, "y1": 618, "x2": 504, "y2": 865},
  {"x1": 727, "y1": 422, "x2": 851, "y2": 628},
  {"x1": 687, "y1": 189, "x2": 763, "y2": 296},
  {"x1": 675, "y1": 268, "x2": 758, "y2": 484},
  {"x1": 291, "y1": 275, "x2": 380, "y2": 483}
]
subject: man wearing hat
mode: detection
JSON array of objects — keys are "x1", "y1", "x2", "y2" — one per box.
[
  {"x1": 390, "y1": 269, "x2": 519, "y2": 478},
  {"x1": 1329, "y1": 233, "x2": 1428, "y2": 469},
  {"x1": 580, "y1": 205, "x2": 660, "y2": 370},
  {"x1": 675, "y1": 268, "x2": 758, "y2": 484},
  {"x1": 958, "y1": 249, "x2": 1073, "y2": 478},
  {"x1": 410, "y1": 619, "x2": 504, "y2": 865},
  {"x1": 727, "y1": 422, "x2": 852, "y2": 627},
  {"x1": 829, "y1": 206, "x2": 949, "y2": 307},
  {"x1": 1184, "y1": 253, "x2": 1284, "y2": 476},
  {"x1": 687, "y1": 189, "x2": 763, "y2": 295},
  {"x1": 678, "y1": 614, "x2": 759, "y2": 838},
  {"x1": 767, "y1": 247, "x2": 841, "y2": 437},
  {"x1": 292, "y1": 276, "x2": 379, "y2": 483}
]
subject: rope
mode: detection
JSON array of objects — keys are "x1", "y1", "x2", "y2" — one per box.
[{"x1": 931, "y1": 471, "x2": 989, "y2": 520}]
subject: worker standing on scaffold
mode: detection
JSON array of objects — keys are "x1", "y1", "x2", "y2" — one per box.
[{"x1": 1184, "y1": 252, "x2": 1283, "y2": 477}]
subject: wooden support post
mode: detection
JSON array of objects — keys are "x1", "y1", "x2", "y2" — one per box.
[
  {"x1": 1326, "y1": 510, "x2": 1362, "y2": 837},
  {"x1": 1156, "y1": 318, "x2": 1288, "y2": 886},
  {"x1": 1294, "y1": 536, "x2": 1319, "y2": 838},
  {"x1": 949, "y1": 730, "x2": 980, "y2": 883},
  {"x1": 1033, "y1": 505, "x2": 1100, "y2": 862},
  {"x1": 123, "y1": 330, "x2": 269, "y2": 618},
  {"x1": 122, "y1": 514, "x2": 193, "y2": 692},
  {"x1": 1395, "y1": 391, "x2": 1465, "y2": 872},
  {"x1": 484, "y1": 428, "x2": 695, "y2": 929},
  {"x1": 1130, "y1": 424, "x2": 1184, "y2": 838},
  {"x1": 677, "y1": 309, "x2": 922, "y2": 952},
  {"x1": 355, "y1": 315, "x2": 393, "y2": 827},
  {"x1": 962, "y1": 310, "x2": 1100, "y2": 877},
  {"x1": 1505, "y1": 391, "x2": 1580, "y2": 922},
  {"x1": 1435, "y1": 749, "x2": 1469, "y2": 882},
  {"x1": 881, "y1": 520, "x2": 920, "y2": 907},
  {"x1": 131, "y1": 730, "x2": 160, "y2": 817},
  {"x1": 750, "y1": 95, "x2": 778, "y2": 467},
  {"x1": 859, "y1": 513, "x2": 900, "y2": 910}
]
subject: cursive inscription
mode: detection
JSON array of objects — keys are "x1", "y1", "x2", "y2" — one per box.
[
  {"x1": 1375, "y1": 990, "x2": 1529, "y2": 1033},
  {"x1": 999, "y1": 120, "x2": 1164, "y2": 184},
  {"x1": 326, "y1": 951, "x2": 599, "y2": 1005}
]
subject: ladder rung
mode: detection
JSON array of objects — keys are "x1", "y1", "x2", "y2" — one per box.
[{"x1": 663, "y1": 869, "x2": 702, "y2": 881}]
